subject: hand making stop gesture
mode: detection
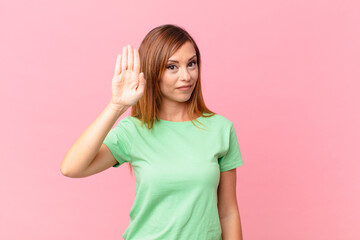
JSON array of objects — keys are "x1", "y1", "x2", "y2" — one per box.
[{"x1": 110, "y1": 44, "x2": 146, "y2": 111}]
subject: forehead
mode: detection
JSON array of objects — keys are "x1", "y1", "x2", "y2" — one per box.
[{"x1": 168, "y1": 41, "x2": 196, "y2": 60}]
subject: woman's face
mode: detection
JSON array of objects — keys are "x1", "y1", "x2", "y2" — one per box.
[{"x1": 159, "y1": 41, "x2": 198, "y2": 103}]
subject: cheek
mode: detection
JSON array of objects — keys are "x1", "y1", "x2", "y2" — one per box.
[
  {"x1": 160, "y1": 75, "x2": 176, "y2": 92},
  {"x1": 191, "y1": 70, "x2": 198, "y2": 80}
]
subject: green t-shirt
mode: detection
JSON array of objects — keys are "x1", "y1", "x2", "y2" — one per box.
[{"x1": 103, "y1": 113, "x2": 244, "y2": 240}]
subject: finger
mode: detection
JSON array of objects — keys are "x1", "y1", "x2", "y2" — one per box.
[
  {"x1": 128, "y1": 44, "x2": 134, "y2": 71},
  {"x1": 137, "y1": 72, "x2": 146, "y2": 91},
  {"x1": 140, "y1": 72, "x2": 146, "y2": 85},
  {"x1": 114, "y1": 54, "x2": 122, "y2": 76},
  {"x1": 121, "y1": 46, "x2": 128, "y2": 72},
  {"x1": 134, "y1": 48, "x2": 140, "y2": 73}
]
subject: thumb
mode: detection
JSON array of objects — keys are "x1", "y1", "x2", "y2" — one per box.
[{"x1": 137, "y1": 72, "x2": 146, "y2": 90}]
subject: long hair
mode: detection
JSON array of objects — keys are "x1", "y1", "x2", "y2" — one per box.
[{"x1": 128, "y1": 24, "x2": 216, "y2": 176}]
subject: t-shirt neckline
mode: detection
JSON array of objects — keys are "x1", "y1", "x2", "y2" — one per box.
[{"x1": 158, "y1": 115, "x2": 203, "y2": 124}]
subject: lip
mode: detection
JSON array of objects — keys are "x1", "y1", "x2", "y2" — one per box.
[{"x1": 177, "y1": 85, "x2": 192, "y2": 90}]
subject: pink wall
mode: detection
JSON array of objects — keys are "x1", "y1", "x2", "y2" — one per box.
[{"x1": 1, "y1": 0, "x2": 359, "y2": 239}]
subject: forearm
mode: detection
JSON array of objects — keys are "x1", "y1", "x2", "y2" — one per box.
[
  {"x1": 60, "y1": 102, "x2": 128, "y2": 175},
  {"x1": 220, "y1": 212, "x2": 243, "y2": 240}
]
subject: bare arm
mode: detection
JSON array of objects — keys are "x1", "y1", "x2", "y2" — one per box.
[
  {"x1": 60, "y1": 102, "x2": 128, "y2": 177},
  {"x1": 61, "y1": 44, "x2": 146, "y2": 178},
  {"x1": 218, "y1": 168, "x2": 243, "y2": 239}
]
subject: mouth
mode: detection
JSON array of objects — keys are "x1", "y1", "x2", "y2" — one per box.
[{"x1": 177, "y1": 84, "x2": 192, "y2": 90}]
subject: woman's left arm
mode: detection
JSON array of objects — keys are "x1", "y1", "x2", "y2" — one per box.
[{"x1": 217, "y1": 168, "x2": 243, "y2": 240}]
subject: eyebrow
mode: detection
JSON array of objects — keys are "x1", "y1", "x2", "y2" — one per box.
[{"x1": 167, "y1": 54, "x2": 197, "y2": 63}]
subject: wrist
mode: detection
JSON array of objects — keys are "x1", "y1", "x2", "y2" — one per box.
[{"x1": 108, "y1": 102, "x2": 129, "y2": 115}]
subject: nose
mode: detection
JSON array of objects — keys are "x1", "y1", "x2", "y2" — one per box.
[{"x1": 180, "y1": 67, "x2": 191, "y2": 81}]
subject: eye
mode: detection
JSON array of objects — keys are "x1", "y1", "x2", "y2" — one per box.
[
  {"x1": 166, "y1": 64, "x2": 176, "y2": 70},
  {"x1": 189, "y1": 61, "x2": 197, "y2": 67},
  {"x1": 166, "y1": 61, "x2": 197, "y2": 71}
]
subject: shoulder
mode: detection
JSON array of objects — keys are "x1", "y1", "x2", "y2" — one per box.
[
  {"x1": 114, "y1": 116, "x2": 138, "y2": 132},
  {"x1": 204, "y1": 113, "x2": 233, "y2": 128},
  {"x1": 116, "y1": 116, "x2": 132, "y2": 125},
  {"x1": 121, "y1": 116, "x2": 147, "y2": 133}
]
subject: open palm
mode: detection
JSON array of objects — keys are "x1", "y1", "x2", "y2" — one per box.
[{"x1": 110, "y1": 44, "x2": 146, "y2": 110}]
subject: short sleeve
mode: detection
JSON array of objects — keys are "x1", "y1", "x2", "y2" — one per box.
[
  {"x1": 218, "y1": 123, "x2": 244, "y2": 172},
  {"x1": 103, "y1": 117, "x2": 134, "y2": 168}
]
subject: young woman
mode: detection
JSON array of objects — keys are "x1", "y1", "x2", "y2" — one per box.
[{"x1": 61, "y1": 24, "x2": 244, "y2": 240}]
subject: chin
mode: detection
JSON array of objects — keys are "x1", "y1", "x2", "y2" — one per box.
[{"x1": 174, "y1": 96, "x2": 192, "y2": 103}]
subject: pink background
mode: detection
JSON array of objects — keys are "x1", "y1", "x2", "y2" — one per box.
[{"x1": 1, "y1": 0, "x2": 359, "y2": 239}]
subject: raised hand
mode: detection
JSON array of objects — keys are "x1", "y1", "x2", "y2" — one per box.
[{"x1": 110, "y1": 44, "x2": 146, "y2": 111}]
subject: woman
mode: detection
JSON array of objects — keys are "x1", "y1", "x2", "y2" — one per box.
[{"x1": 61, "y1": 24, "x2": 244, "y2": 240}]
